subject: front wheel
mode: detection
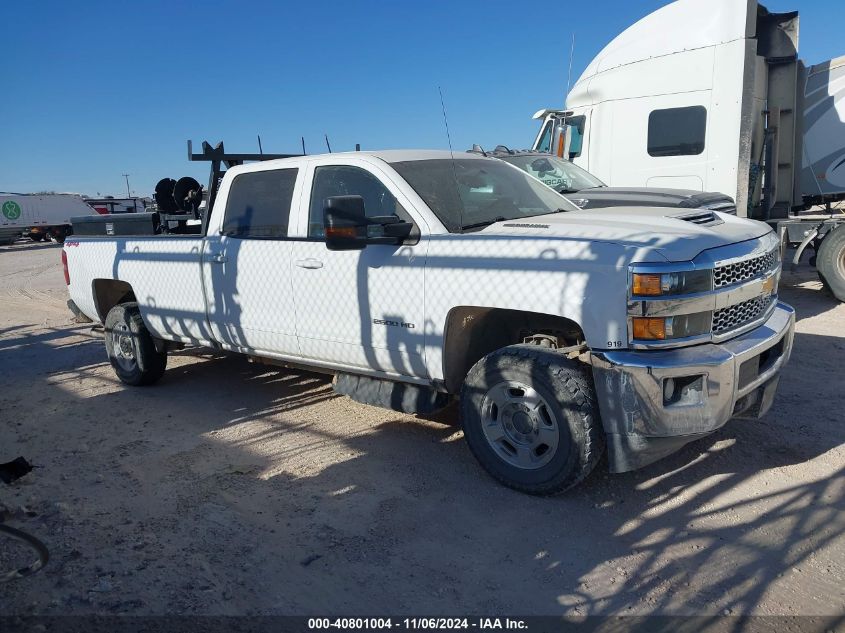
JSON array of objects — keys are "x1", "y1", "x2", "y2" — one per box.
[
  {"x1": 460, "y1": 344, "x2": 605, "y2": 495},
  {"x1": 104, "y1": 303, "x2": 167, "y2": 386}
]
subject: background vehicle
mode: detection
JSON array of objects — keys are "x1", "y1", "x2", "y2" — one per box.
[
  {"x1": 0, "y1": 193, "x2": 96, "y2": 244},
  {"x1": 63, "y1": 146, "x2": 794, "y2": 495},
  {"x1": 532, "y1": 0, "x2": 845, "y2": 300},
  {"x1": 84, "y1": 197, "x2": 149, "y2": 215},
  {"x1": 475, "y1": 145, "x2": 736, "y2": 213}
]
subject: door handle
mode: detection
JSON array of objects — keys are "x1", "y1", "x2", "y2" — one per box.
[
  {"x1": 295, "y1": 258, "x2": 324, "y2": 270},
  {"x1": 209, "y1": 253, "x2": 227, "y2": 264}
]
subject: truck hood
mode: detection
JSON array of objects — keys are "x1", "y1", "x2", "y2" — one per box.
[
  {"x1": 483, "y1": 207, "x2": 772, "y2": 262},
  {"x1": 568, "y1": 187, "x2": 736, "y2": 213}
]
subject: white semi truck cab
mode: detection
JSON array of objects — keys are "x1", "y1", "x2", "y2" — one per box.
[
  {"x1": 63, "y1": 149, "x2": 795, "y2": 494},
  {"x1": 532, "y1": 0, "x2": 845, "y2": 302}
]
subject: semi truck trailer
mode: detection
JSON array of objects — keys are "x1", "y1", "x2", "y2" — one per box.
[{"x1": 0, "y1": 193, "x2": 97, "y2": 245}]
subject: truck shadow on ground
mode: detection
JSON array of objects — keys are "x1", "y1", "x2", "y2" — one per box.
[
  {"x1": 1, "y1": 312, "x2": 843, "y2": 618},
  {"x1": 144, "y1": 331, "x2": 845, "y2": 618}
]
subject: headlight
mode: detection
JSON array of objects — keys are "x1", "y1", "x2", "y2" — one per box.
[
  {"x1": 629, "y1": 264, "x2": 715, "y2": 344},
  {"x1": 631, "y1": 312, "x2": 713, "y2": 341},
  {"x1": 631, "y1": 270, "x2": 712, "y2": 297}
]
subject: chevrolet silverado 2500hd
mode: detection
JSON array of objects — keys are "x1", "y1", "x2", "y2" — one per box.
[{"x1": 63, "y1": 150, "x2": 795, "y2": 494}]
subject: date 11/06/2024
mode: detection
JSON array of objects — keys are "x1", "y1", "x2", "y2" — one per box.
[{"x1": 307, "y1": 617, "x2": 528, "y2": 630}]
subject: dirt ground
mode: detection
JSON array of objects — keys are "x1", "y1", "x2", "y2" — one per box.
[{"x1": 0, "y1": 238, "x2": 843, "y2": 617}]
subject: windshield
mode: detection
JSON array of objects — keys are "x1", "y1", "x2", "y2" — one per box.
[
  {"x1": 390, "y1": 158, "x2": 578, "y2": 233},
  {"x1": 498, "y1": 154, "x2": 605, "y2": 193}
]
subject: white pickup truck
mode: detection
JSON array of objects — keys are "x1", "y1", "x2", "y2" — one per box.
[{"x1": 63, "y1": 150, "x2": 795, "y2": 494}]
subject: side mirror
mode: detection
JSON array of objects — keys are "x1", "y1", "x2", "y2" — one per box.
[
  {"x1": 324, "y1": 195, "x2": 417, "y2": 250},
  {"x1": 324, "y1": 195, "x2": 367, "y2": 251}
]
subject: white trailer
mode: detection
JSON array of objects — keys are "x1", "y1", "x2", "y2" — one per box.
[
  {"x1": 0, "y1": 193, "x2": 97, "y2": 244},
  {"x1": 532, "y1": 0, "x2": 845, "y2": 300}
]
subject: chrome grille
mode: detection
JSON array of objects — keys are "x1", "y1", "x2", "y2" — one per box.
[
  {"x1": 713, "y1": 295, "x2": 775, "y2": 334},
  {"x1": 714, "y1": 249, "x2": 779, "y2": 288}
]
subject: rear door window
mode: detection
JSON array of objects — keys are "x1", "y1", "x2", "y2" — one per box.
[{"x1": 222, "y1": 169, "x2": 298, "y2": 238}]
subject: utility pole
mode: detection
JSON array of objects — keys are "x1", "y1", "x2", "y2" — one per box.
[{"x1": 122, "y1": 174, "x2": 131, "y2": 198}]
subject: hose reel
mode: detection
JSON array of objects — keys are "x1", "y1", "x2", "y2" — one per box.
[{"x1": 154, "y1": 176, "x2": 203, "y2": 218}]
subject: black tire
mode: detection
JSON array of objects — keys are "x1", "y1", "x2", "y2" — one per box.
[
  {"x1": 819, "y1": 271, "x2": 832, "y2": 294},
  {"x1": 460, "y1": 344, "x2": 605, "y2": 495},
  {"x1": 49, "y1": 227, "x2": 69, "y2": 244},
  {"x1": 104, "y1": 302, "x2": 167, "y2": 386},
  {"x1": 817, "y1": 226, "x2": 845, "y2": 302},
  {"x1": 30, "y1": 233, "x2": 45, "y2": 242}
]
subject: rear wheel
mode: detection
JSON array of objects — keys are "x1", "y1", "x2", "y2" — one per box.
[
  {"x1": 104, "y1": 302, "x2": 167, "y2": 386},
  {"x1": 49, "y1": 227, "x2": 69, "y2": 244},
  {"x1": 817, "y1": 226, "x2": 845, "y2": 302},
  {"x1": 30, "y1": 233, "x2": 45, "y2": 242},
  {"x1": 460, "y1": 344, "x2": 604, "y2": 495}
]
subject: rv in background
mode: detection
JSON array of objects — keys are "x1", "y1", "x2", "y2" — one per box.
[
  {"x1": 0, "y1": 193, "x2": 97, "y2": 244},
  {"x1": 533, "y1": 0, "x2": 845, "y2": 301}
]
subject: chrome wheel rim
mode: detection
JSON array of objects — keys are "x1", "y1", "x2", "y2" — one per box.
[
  {"x1": 480, "y1": 380, "x2": 560, "y2": 470},
  {"x1": 111, "y1": 322, "x2": 136, "y2": 371}
]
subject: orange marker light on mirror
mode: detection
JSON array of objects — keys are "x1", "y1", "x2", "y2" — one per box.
[
  {"x1": 326, "y1": 226, "x2": 357, "y2": 239},
  {"x1": 632, "y1": 273, "x2": 663, "y2": 296},
  {"x1": 632, "y1": 317, "x2": 667, "y2": 340}
]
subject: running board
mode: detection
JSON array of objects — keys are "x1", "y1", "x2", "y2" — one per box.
[{"x1": 333, "y1": 373, "x2": 451, "y2": 415}]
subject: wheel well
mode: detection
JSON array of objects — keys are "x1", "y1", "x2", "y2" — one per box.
[
  {"x1": 92, "y1": 279, "x2": 135, "y2": 321},
  {"x1": 442, "y1": 306, "x2": 585, "y2": 394}
]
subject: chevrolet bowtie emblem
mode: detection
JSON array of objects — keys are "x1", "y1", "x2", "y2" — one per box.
[{"x1": 762, "y1": 275, "x2": 776, "y2": 294}]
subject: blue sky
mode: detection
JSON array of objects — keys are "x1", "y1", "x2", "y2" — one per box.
[{"x1": 2, "y1": 0, "x2": 842, "y2": 196}]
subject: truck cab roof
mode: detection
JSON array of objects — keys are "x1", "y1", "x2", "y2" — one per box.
[{"x1": 228, "y1": 149, "x2": 491, "y2": 172}]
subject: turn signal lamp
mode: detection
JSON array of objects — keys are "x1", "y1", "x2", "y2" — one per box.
[
  {"x1": 631, "y1": 270, "x2": 712, "y2": 297},
  {"x1": 326, "y1": 226, "x2": 357, "y2": 239},
  {"x1": 632, "y1": 317, "x2": 667, "y2": 340},
  {"x1": 632, "y1": 273, "x2": 662, "y2": 296}
]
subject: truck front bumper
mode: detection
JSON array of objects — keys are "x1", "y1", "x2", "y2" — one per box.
[{"x1": 590, "y1": 302, "x2": 795, "y2": 473}]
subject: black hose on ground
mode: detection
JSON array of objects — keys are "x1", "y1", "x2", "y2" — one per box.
[
  {"x1": 0, "y1": 522, "x2": 49, "y2": 583},
  {"x1": 1, "y1": 457, "x2": 49, "y2": 583}
]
